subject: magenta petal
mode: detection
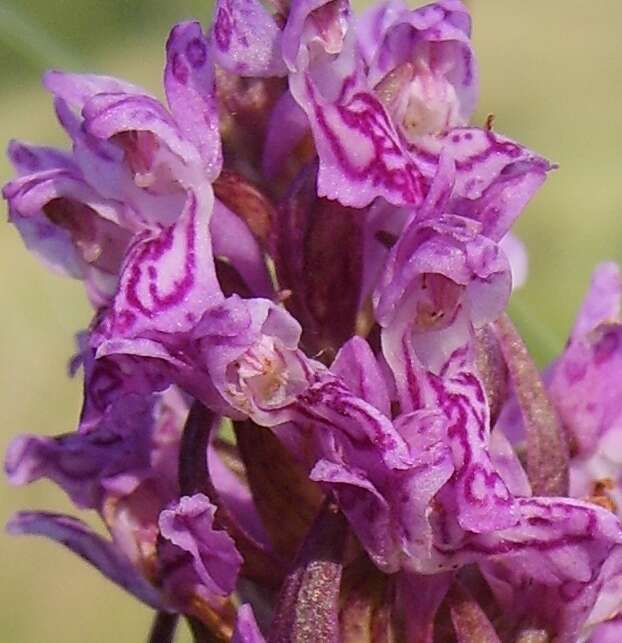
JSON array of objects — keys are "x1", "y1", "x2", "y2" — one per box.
[
  {"x1": 361, "y1": 0, "x2": 477, "y2": 125},
  {"x1": 43, "y1": 70, "x2": 148, "y2": 110},
  {"x1": 232, "y1": 604, "x2": 266, "y2": 643},
  {"x1": 412, "y1": 128, "x2": 551, "y2": 209},
  {"x1": 7, "y1": 511, "x2": 164, "y2": 609},
  {"x1": 211, "y1": 199, "x2": 272, "y2": 297},
  {"x1": 476, "y1": 498, "x2": 622, "y2": 642},
  {"x1": 164, "y1": 22, "x2": 222, "y2": 181},
  {"x1": 84, "y1": 93, "x2": 201, "y2": 167},
  {"x1": 451, "y1": 156, "x2": 549, "y2": 241},
  {"x1": 310, "y1": 457, "x2": 395, "y2": 570},
  {"x1": 292, "y1": 75, "x2": 425, "y2": 207},
  {"x1": 96, "y1": 188, "x2": 223, "y2": 341},
  {"x1": 281, "y1": 0, "x2": 352, "y2": 71},
  {"x1": 212, "y1": 0, "x2": 286, "y2": 77},
  {"x1": 261, "y1": 90, "x2": 309, "y2": 179},
  {"x1": 331, "y1": 336, "x2": 391, "y2": 416},
  {"x1": 7, "y1": 139, "x2": 76, "y2": 175},
  {"x1": 571, "y1": 262, "x2": 621, "y2": 341},
  {"x1": 158, "y1": 493, "x2": 243, "y2": 597}
]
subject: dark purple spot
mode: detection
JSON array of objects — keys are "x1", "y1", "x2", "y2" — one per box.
[
  {"x1": 564, "y1": 359, "x2": 587, "y2": 384},
  {"x1": 186, "y1": 37, "x2": 207, "y2": 68},
  {"x1": 593, "y1": 329, "x2": 620, "y2": 365},
  {"x1": 214, "y1": 8, "x2": 232, "y2": 51},
  {"x1": 171, "y1": 52, "x2": 189, "y2": 85}
]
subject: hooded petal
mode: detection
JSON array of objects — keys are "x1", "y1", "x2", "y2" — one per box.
[{"x1": 361, "y1": 0, "x2": 477, "y2": 138}]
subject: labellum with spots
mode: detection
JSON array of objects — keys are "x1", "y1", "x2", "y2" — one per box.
[{"x1": 5, "y1": 1, "x2": 622, "y2": 642}]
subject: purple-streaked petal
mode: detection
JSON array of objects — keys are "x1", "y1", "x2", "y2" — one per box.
[
  {"x1": 83, "y1": 92, "x2": 203, "y2": 189},
  {"x1": 411, "y1": 128, "x2": 551, "y2": 211},
  {"x1": 5, "y1": 431, "x2": 127, "y2": 509},
  {"x1": 95, "y1": 188, "x2": 222, "y2": 341},
  {"x1": 331, "y1": 336, "x2": 391, "y2": 416},
  {"x1": 375, "y1": 214, "x2": 511, "y2": 353},
  {"x1": 309, "y1": 456, "x2": 396, "y2": 570},
  {"x1": 212, "y1": 0, "x2": 286, "y2": 77},
  {"x1": 474, "y1": 498, "x2": 622, "y2": 643},
  {"x1": 550, "y1": 323, "x2": 622, "y2": 459},
  {"x1": 164, "y1": 21, "x2": 222, "y2": 181},
  {"x1": 3, "y1": 169, "x2": 130, "y2": 292},
  {"x1": 291, "y1": 75, "x2": 426, "y2": 207},
  {"x1": 450, "y1": 155, "x2": 550, "y2": 241},
  {"x1": 192, "y1": 296, "x2": 308, "y2": 421},
  {"x1": 7, "y1": 511, "x2": 164, "y2": 609}
]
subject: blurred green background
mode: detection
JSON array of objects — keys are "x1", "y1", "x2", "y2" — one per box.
[{"x1": 1, "y1": 1, "x2": 621, "y2": 641}]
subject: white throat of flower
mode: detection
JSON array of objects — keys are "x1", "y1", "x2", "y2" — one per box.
[
  {"x1": 227, "y1": 336, "x2": 296, "y2": 413},
  {"x1": 376, "y1": 53, "x2": 462, "y2": 140}
]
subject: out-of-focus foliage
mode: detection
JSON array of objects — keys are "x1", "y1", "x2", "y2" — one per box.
[{"x1": 0, "y1": 1, "x2": 621, "y2": 642}]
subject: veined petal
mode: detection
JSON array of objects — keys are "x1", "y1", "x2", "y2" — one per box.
[
  {"x1": 331, "y1": 336, "x2": 391, "y2": 416},
  {"x1": 411, "y1": 128, "x2": 551, "y2": 208},
  {"x1": 95, "y1": 187, "x2": 222, "y2": 341},
  {"x1": 291, "y1": 74, "x2": 426, "y2": 207}
]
